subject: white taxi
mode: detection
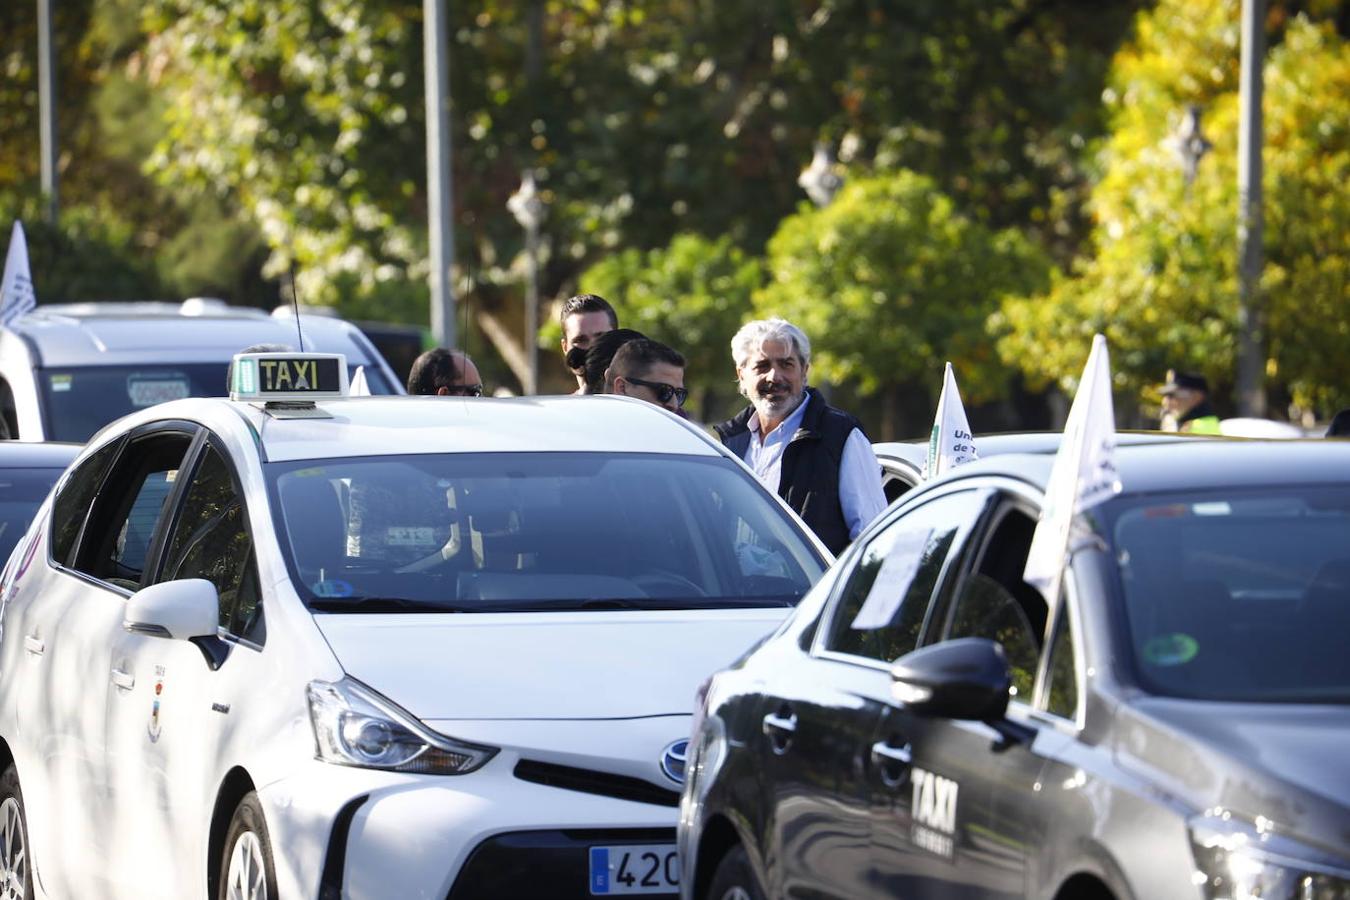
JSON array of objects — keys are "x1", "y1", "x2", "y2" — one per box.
[{"x1": 0, "y1": 352, "x2": 828, "y2": 900}]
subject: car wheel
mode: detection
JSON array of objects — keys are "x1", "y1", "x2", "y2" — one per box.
[
  {"x1": 705, "y1": 845, "x2": 765, "y2": 900},
  {"x1": 0, "y1": 765, "x2": 33, "y2": 900},
  {"x1": 219, "y1": 793, "x2": 277, "y2": 900}
]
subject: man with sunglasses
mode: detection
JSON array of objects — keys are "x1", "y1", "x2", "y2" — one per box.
[
  {"x1": 407, "y1": 348, "x2": 484, "y2": 397},
  {"x1": 606, "y1": 338, "x2": 688, "y2": 414}
]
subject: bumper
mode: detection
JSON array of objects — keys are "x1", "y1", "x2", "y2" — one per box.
[{"x1": 258, "y1": 755, "x2": 680, "y2": 900}]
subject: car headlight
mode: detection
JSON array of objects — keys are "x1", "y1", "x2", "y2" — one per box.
[
  {"x1": 306, "y1": 677, "x2": 496, "y2": 775},
  {"x1": 1190, "y1": 810, "x2": 1350, "y2": 900}
]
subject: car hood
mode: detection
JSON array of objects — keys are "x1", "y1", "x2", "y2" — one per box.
[
  {"x1": 1115, "y1": 698, "x2": 1350, "y2": 857},
  {"x1": 314, "y1": 607, "x2": 787, "y2": 721}
]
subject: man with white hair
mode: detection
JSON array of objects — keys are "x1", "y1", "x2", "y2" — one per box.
[{"x1": 714, "y1": 318, "x2": 886, "y2": 554}]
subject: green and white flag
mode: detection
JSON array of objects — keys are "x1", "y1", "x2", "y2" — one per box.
[
  {"x1": 1, "y1": 221, "x2": 36, "y2": 328},
  {"x1": 1023, "y1": 334, "x2": 1122, "y2": 603},
  {"x1": 923, "y1": 362, "x2": 978, "y2": 480}
]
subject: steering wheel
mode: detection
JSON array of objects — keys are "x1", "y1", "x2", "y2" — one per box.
[{"x1": 632, "y1": 570, "x2": 707, "y2": 598}]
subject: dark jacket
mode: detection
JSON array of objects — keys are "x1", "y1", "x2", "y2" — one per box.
[{"x1": 715, "y1": 387, "x2": 863, "y2": 555}]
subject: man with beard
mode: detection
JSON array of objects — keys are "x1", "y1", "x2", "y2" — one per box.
[{"x1": 714, "y1": 318, "x2": 886, "y2": 554}]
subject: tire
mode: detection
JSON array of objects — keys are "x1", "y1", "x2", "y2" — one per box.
[
  {"x1": 0, "y1": 764, "x2": 34, "y2": 900},
  {"x1": 219, "y1": 793, "x2": 278, "y2": 900},
  {"x1": 705, "y1": 844, "x2": 766, "y2": 900}
]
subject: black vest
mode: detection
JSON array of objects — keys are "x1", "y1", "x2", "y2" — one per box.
[{"x1": 715, "y1": 388, "x2": 863, "y2": 555}]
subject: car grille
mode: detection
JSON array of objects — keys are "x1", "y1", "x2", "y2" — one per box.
[{"x1": 513, "y1": 759, "x2": 681, "y2": 807}]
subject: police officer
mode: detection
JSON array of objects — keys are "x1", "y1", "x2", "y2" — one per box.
[{"x1": 1160, "y1": 369, "x2": 1221, "y2": 434}]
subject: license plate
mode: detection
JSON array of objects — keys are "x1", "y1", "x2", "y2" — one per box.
[{"x1": 589, "y1": 844, "x2": 679, "y2": 895}]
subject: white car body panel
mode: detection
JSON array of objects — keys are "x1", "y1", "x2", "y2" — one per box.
[{"x1": 315, "y1": 608, "x2": 787, "y2": 720}]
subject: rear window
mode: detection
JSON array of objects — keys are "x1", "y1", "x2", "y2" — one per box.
[
  {"x1": 38, "y1": 363, "x2": 393, "y2": 441},
  {"x1": 268, "y1": 452, "x2": 826, "y2": 613},
  {"x1": 0, "y1": 467, "x2": 65, "y2": 563},
  {"x1": 1108, "y1": 487, "x2": 1350, "y2": 702}
]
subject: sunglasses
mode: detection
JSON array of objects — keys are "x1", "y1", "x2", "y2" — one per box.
[
  {"x1": 443, "y1": 384, "x2": 484, "y2": 397},
  {"x1": 624, "y1": 376, "x2": 688, "y2": 407}
]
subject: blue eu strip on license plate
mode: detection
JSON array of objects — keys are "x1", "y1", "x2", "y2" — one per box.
[{"x1": 589, "y1": 844, "x2": 679, "y2": 895}]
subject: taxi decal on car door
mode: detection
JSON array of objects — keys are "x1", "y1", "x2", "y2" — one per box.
[
  {"x1": 910, "y1": 766, "x2": 959, "y2": 858},
  {"x1": 147, "y1": 665, "x2": 166, "y2": 743}
]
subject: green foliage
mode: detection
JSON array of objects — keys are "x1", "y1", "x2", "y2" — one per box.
[
  {"x1": 997, "y1": 2, "x2": 1350, "y2": 415},
  {"x1": 755, "y1": 170, "x2": 1050, "y2": 406},
  {"x1": 1, "y1": 191, "x2": 163, "y2": 302},
  {"x1": 579, "y1": 233, "x2": 762, "y2": 416}
]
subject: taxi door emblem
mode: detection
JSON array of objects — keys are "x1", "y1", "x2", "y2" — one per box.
[{"x1": 147, "y1": 666, "x2": 166, "y2": 743}]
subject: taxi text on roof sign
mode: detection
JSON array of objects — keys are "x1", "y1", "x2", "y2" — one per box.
[{"x1": 229, "y1": 352, "x2": 348, "y2": 402}]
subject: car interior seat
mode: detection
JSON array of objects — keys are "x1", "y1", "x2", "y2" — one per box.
[{"x1": 278, "y1": 476, "x2": 347, "y2": 582}]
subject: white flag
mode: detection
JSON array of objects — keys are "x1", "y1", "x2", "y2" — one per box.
[
  {"x1": 349, "y1": 365, "x2": 371, "y2": 397},
  {"x1": 1022, "y1": 334, "x2": 1122, "y2": 602},
  {"x1": 923, "y1": 362, "x2": 979, "y2": 479},
  {"x1": 0, "y1": 222, "x2": 37, "y2": 328}
]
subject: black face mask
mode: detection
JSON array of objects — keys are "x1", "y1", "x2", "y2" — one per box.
[{"x1": 565, "y1": 346, "x2": 589, "y2": 372}]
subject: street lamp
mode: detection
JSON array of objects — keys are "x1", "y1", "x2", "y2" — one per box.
[
  {"x1": 1172, "y1": 105, "x2": 1212, "y2": 188},
  {"x1": 508, "y1": 171, "x2": 546, "y2": 395},
  {"x1": 798, "y1": 143, "x2": 844, "y2": 207}
]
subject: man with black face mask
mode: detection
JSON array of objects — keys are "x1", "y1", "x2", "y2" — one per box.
[{"x1": 714, "y1": 318, "x2": 885, "y2": 555}]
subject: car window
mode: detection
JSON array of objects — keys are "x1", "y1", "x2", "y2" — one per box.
[
  {"x1": 1107, "y1": 486, "x2": 1350, "y2": 703},
  {"x1": 50, "y1": 438, "x2": 123, "y2": 568},
  {"x1": 943, "y1": 506, "x2": 1049, "y2": 701},
  {"x1": 823, "y1": 490, "x2": 985, "y2": 664},
  {"x1": 160, "y1": 443, "x2": 262, "y2": 642},
  {"x1": 934, "y1": 501, "x2": 1083, "y2": 717},
  {"x1": 270, "y1": 452, "x2": 826, "y2": 612},
  {"x1": 1044, "y1": 608, "x2": 1078, "y2": 719},
  {"x1": 0, "y1": 467, "x2": 67, "y2": 563},
  {"x1": 73, "y1": 431, "x2": 196, "y2": 590}
]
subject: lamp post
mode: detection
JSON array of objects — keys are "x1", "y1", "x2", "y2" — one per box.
[
  {"x1": 1235, "y1": 0, "x2": 1266, "y2": 417},
  {"x1": 423, "y1": 0, "x2": 456, "y2": 350},
  {"x1": 508, "y1": 171, "x2": 546, "y2": 395},
  {"x1": 798, "y1": 143, "x2": 844, "y2": 207},
  {"x1": 1173, "y1": 105, "x2": 1212, "y2": 189}
]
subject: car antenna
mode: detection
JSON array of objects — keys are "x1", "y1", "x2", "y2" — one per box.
[{"x1": 288, "y1": 260, "x2": 306, "y2": 352}]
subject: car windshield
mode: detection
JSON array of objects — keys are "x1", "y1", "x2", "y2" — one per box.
[
  {"x1": 268, "y1": 452, "x2": 825, "y2": 613},
  {"x1": 38, "y1": 363, "x2": 394, "y2": 441},
  {"x1": 1107, "y1": 486, "x2": 1350, "y2": 703},
  {"x1": 0, "y1": 467, "x2": 64, "y2": 562}
]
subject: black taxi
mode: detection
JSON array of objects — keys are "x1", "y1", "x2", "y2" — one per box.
[{"x1": 679, "y1": 439, "x2": 1350, "y2": 900}]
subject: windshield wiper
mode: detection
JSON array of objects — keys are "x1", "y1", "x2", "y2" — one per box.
[{"x1": 309, "y1": 597, "x2": 473, "y2": 614}]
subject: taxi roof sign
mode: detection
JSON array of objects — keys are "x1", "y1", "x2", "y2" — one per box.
[{"x1": 229, "y1": 352, "x2": 348, "y2": 402}]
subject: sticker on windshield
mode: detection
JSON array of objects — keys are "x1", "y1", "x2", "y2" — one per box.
[
  {"x1": 851, "y1": 529, "x2": 932, "y2": 630},
  {"x1": 386, "y1": 526, "x2": 438, "y2": 548},
  {"x1": 1143, "y1": 633, "x2": 1199, "y2": 667},
  {"x1": 312, "y1": 579, "x2": 354, "y2": 598},
  {"x1": 49, "y1": 373, "x2": 72, "y2": 392},
  {"x1": 127, "y1": 374, "x2": 191, "y2": 408}
]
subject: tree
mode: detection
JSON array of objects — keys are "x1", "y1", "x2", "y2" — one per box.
[
  {"x1": 996, "y1": 1, "x2": 1350, "y2": 419},
  {"x1": 577, "y1": 233, "x2": 761, "y2": 419},
  {"x1": 755, "y1": 170, "x2": 1050, "y2": 439}
]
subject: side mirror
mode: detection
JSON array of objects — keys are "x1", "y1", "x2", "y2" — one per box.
[
  {"x1": 124, "y1": 579, "x2": 220, "y2": 641},
  {"x1": 890, "y1": 638, "x2": 1012, "y2": 722}
]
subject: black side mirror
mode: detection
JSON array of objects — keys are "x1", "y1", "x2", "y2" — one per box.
[{"x1": 890, "y1": 638, "x2": 1012, "y2": 722}]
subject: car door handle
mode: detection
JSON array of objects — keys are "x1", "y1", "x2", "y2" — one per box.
[
  {"x1": 762, "y1": 708, "x2": 797, "y2": 755},
  {"x1": 110, "y1": 668, "x2": 135, "y2": 690},
  {"x1": 23, "y1": 634, "x2": 44, "y2": 656},
  {"x1": 871, "y1": 739, "x2": 913, "y2": 788}
]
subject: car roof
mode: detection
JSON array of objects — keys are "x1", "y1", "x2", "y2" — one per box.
[
  {"x1": 0, "y1": 441, "x2": 81, "y2": 467},
  {"x1": 8, "y1": 302, "x2": 382, "y2": 368},
  {"x1": 148, "y1": 394, "x2": 724, "y2": 463},
  {"x1": 936, "y1": 438, "x2": 1350, "y2": 496},
  {"x1": 872, "y1": 430, "x2": 1202, "y2": 470}
]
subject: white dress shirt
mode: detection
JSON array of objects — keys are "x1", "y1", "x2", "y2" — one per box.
[{"x1": 743, "y1": 394, "x2": 887, "y2": 540}]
